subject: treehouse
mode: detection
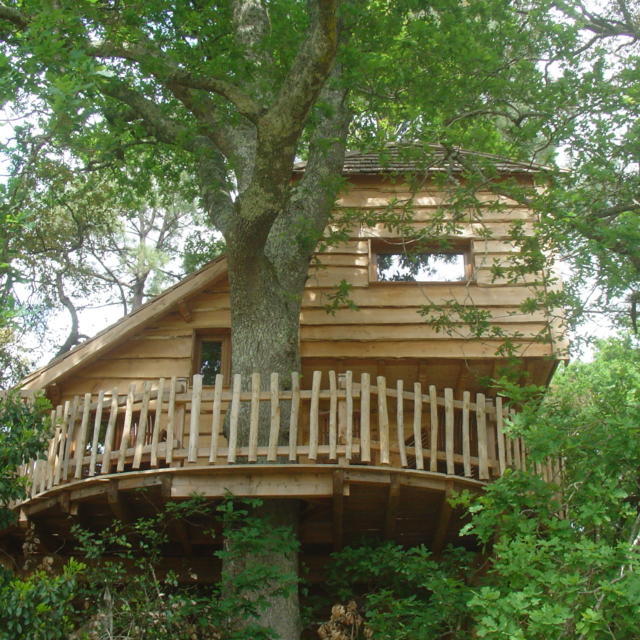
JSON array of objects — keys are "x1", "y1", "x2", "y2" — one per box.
[{"x1": 4, "y1": 145, "x2": 565, "y2": 579}]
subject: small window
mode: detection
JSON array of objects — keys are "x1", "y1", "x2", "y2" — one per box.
[
  {"x1": 371, "y1": 240, "x2": 472, "y2": 283},
  {"x1": 200, "y1": 340, "x2": 223, "y2": 382},
  {"x1": 193, "y1": 332, "x2": 230, "y2": 384},
  {"x1": 377, "y1": 252, "x2": 466, "y2": 282}
]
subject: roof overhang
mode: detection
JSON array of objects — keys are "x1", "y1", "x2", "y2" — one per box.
[{"x1": 21, "y1": 256, "x2": 228, "y2": 391}]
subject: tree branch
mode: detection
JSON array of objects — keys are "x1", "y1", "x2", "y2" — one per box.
[
  {"x1": 100, "y1": 79, "x2": 195, "y2": 150},
  {"x1": 89, "y1": 40, "x2": 262, "y2": 122},
  {"x1": 260, "y1": 0, "x2": 339, "y2": 138},
  {"x1": 54, "y1": 272, "x2": 84, "y2": 357},
  {"x1": 268, "y1": 63, "x2": 351, "y2": 283},
  {"x1": 0, "y1": 3, "x2": 28, "y2": 29}
]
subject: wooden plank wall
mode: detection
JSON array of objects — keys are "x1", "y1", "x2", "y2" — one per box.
[{"x1": 57, "y1": 179, "x2": 560, "y2": 399}]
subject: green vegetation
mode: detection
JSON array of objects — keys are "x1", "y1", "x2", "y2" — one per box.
[
  {"x1": 325, "y1": 337, "x2": 640, "y2": 639},
  {"x1": 0, "y1": 1, "x2": 639, "y2": 637},
  {"x1": 0, "y1": 391, "x2": 50, "y2": 529},
  {"x1": 0, "y1": 495, "x2": 300, "y2": 640},
  {"x1": 1, "y1": 338, "x2": 639, "y2": 638}
]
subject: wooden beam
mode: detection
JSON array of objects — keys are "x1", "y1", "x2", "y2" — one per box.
[
  {"x1": 158, "y1": 475, "x2": 191, "y2": 555},
  {"x1": 384, "y1": 474, "x2": 401, "y2": 539},
  {"x1": 107, "y1": 482, "x2": 132, "y2": 523},
  {"x1": 58, "y1": 493, "x2": 78, "y2": 516},
  {"x1": 177, "y1": 301, "x2": 193, "y2": 323},
  {"x1": 332, "y1": 470, "x2": 345, "y2": 551},
  {"x1": 431, "y1": 479, "x2": 454, "y2": 555}
]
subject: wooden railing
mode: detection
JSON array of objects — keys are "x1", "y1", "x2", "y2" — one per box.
[{"x1": 13, "y1": 372, "x2": 557, "y2": 499}]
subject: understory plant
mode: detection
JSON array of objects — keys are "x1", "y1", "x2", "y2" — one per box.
[
  {"x1": 328, "y1": 337, "x2": 640, "y2": 640},
  {"x1": 1, "y1": 495, "x2": 299, "y2": 640}
]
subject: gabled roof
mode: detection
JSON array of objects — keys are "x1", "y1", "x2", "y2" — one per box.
[
  {"x1": 21, "y1": 256, "x2": 228, "y2": 391},
  {"x1": 293, "y1": 143, "x2": 548, "y2": 175}
]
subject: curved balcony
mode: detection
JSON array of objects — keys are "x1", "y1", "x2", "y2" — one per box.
[{"x1": 12, "y1": 372, "x2": 556, "y2": 550}]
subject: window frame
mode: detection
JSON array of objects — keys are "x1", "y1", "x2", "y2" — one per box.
[
  {"x1": 368, "y1": 238, "x2": 474, "y2": 284},
  {"x1": 191, "y1": 329, "x2": 231, "y2": 384}
]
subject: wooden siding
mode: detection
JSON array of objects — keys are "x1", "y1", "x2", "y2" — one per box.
[{"x1": 37, "y1": 179, "x2": 562, "y2": 402}]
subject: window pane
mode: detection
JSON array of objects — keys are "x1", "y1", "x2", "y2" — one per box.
[
  {"x1": 377, "y1": 253, "x2": 466, "y2": 282},
  {"x1": 200, "y1": 341, "x2": 223, "y2": 385}
]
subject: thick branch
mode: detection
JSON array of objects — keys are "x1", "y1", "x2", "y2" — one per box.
[
  {"x1": 90, "y1": 40, "x2": 262, "y2": 121},
  {"x1": 268, "y1": 65, "x2": 351, "y2": 283},
  {"x1": 260, "y1": 0, "x2": 339, "y2": 138},
  {"x1": 54, "y1": 272, "x2": 84, "y2": 357},
  {"x1": 0, "y1": 3, "x2": 28, "y2": 29},
  {"x1": 100, "y1": 79, "x2": 194, "y2": 150}
]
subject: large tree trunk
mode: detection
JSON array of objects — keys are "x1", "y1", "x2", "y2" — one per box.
[
  {"x1": 222, "y1": 247, "x2": 307, "y2": 639},
  {"x1": 223, "y1": 499, "x2": 302, "y2": 640},
  {"x1": 228, "y1": 250, "x2": 303, "y2": 390},
  {"x1": 216, "y1": 61, "x2": 350, "y2": 636}
]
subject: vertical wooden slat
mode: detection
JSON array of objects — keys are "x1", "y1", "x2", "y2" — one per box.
[
  {"x1": 62, "y1": 395, "x2": 80, "y2": 482},
  {"x1": 46, "y1": 408, "x2": 59, "y2": 489},
  {"x1": 444, "y1": 388, "x2": 455, "y2": 475},
  {"x1": 309, "y1": 370, "x2": 321, "y2": 461},
  {"x1": 209, "y1": 374, "x2": 224, "y2": 464},
  {"x1": 248, "y1": 372, "x2": 261, "y2": 462},
  {"x1": 486, "y1": 400, "x2": 496, "y2": 476},
  {"x1": 377, "y1": 376, "x2": 390, "y2": 465},
  {"x1": 521, "y1": 439, "x2": 527, "y2": 470},
  {"x1": 133, "y1": 381, "x2": 152, "y2": 469},
  {"x1": 288, "y1": 372, "x2": 300, "y2": 461},
  {"x1": 35, "y1": 460, "x2": 44, "y2": 496},
  {"x1": 165, "y1": 377, "x2": 177, "y2": 464},
  {"x1": 175, "y1": 403, "x2": 185, "y2": 451},
  {"x1": 413, "y1": 382, "x2": 424, "y2": 470},
  {"x1": 29, "y1": 461, "x2": 39, "y2": 497},
  {"x1": 462, "y1": 391, "x2": 471, "y2": 477},
  {"x1": 328, "y1": 371, "x2": 338, "y2": 462},
  {"x1": 513, "y1": 435, "x2": 522, "y2": 470},
  {"x1": 150, "y1": 378, "x2": 165, "y2": 467},
  {"x1": 188, "y1": 374, "x2": 203, "y2": 463},
  {"x1": 33, "y1": 460, "x2": 41, "y2": 496},
  {"x1": 74, "y1": 393, "x2": 92, "y2": 479},
  {"x1": 51, "y1": 405, "x2": 64, "y2": 487},
  {"x1": 117, "y1": 384, "x2": 136, "y2": 472},
  {"x1": 476, "y1": 393, "x2": 489, "y2": 480},
  {"x1": 38, "y1": 452, "x2": 48, "y2": 493},
  {"x1": 54, "y1": 400, "x2": 71, "y2": 485},
  {"x1": 496, "y1": 396, "x2": 506, "y2": 475},
  {"x1": 360, "y1": 373, "x2": 371, "y2": 463},
  {"x1": 396, "y1": 380, "x2": 407, "y2": 468},
  {"x1": 89, "y1": 391, "x2": 105, "y2": 476},
  {"x1": 345, "y1": 371, "x2": 353, "y2": 462},
  {"x1": 37, "y1": 454, "x2": 46, "y2": 494},
  {"x1": 227, "y1": 373, "x2": 241, "y2": 463},
  {"x1": 429, "y1": 385, "x2": 439, "y2": 472},
  {"x1": 267, "y1": 372, "x2": 280, "y2": 462},
  {"x1": 101, "y1": 390, "x2": 119, "y2": 475}
]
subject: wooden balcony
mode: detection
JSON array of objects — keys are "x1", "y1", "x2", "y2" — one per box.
[
  {"x1": 18, "y1": 370, "x2": 548, "y2": 495},
  {"x1": 9, "y1": 372, "x2": 559, "y2": 551}
]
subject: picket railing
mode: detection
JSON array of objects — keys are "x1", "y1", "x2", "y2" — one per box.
[{"x1": 12, "y1": 371, "x2": 558, "y2": 500}]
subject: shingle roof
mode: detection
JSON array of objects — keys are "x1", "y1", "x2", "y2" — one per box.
[{"x1": 293, "y1": 143, "x2": 547, "y2": 175}]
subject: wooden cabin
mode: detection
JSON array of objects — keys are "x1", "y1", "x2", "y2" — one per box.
[{"x1": 4, "y1": 145, "x2": 565, "y2": 579}]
